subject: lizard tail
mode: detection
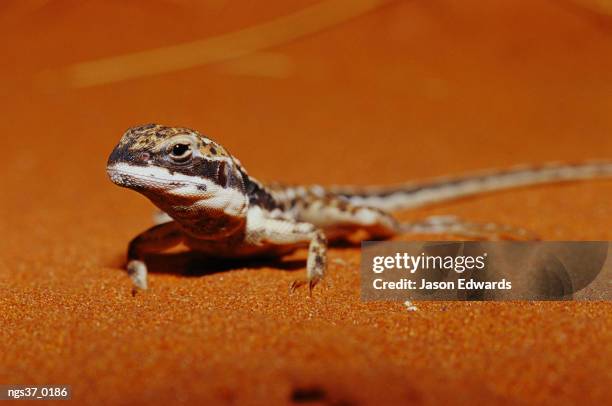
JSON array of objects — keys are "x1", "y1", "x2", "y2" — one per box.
[{"x1": 325, "y1": 161, "x2": 612, "y2": 211}]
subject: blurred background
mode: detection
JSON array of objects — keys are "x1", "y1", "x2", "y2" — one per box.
[
  {"x1": 1, "y1": 1, "x2": 611, "y2": 404},
  {"x1": 2, "y1": 0, "x2": 612, "y2": 256}
]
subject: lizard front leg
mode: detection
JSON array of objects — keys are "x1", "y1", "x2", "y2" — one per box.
[
  {"x1": 127, "y1": 221, "x2": 184, "y2": 291},
  {"x1": 246, "y1": 212, "x2": 327, "y2": 292},
  {"x1": 292, "y1": 228, "x2": 327, "y2": 292}
]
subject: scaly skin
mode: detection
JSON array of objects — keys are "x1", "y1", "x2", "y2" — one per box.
[{"x1": 106, "y1": 124, "x2": 612, "y2": 292}]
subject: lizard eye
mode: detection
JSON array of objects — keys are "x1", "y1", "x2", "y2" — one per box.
[{"x1": 169, "y1": 143, "x2": 192, "y2": 163}]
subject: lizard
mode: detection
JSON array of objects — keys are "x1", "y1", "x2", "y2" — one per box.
[{"x1": 106, "y1": 124, "x2": 612, "y2": 292}]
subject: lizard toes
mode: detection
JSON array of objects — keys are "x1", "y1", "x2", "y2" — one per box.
[
  {"x1": 308, "y1": 276, "x2": 321, "y2": 293},
  {"x1": 289, "y1": 276, "x2": 321, "y2": 295},
  {"x1": 289, "y1": 279, "x2": 307, "y2": 293}
]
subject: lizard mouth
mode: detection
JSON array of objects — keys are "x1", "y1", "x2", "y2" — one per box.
[
  {"x1": 107, "y1": 163, "x2": 248, "y2": 217},
  {"x1": 106, "y1": 165, "x2": 207, "y2": 194},
  {"x1": 107, "y1": 168, "x2": 174, "y2": 190},
  {"x1": 106, "y1": 163, "x2": 220, "y2": 199},
  {"x1": 106, "y1": 165, "x2": 206, "y2": 191}
]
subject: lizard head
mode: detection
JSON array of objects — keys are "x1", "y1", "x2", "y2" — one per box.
[{"x1": 107, "y1": 124, "x2": 249, "y2": 233}]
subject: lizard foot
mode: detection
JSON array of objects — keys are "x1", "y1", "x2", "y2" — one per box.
[{"x1": 127, "y1": 259, "x2": 148, "y2": 292}]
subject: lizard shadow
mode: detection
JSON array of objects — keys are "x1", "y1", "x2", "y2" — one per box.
[
  {"x1": 146, "y1": 239, "x2": 367, "y2": 276},
  {"x1": 114, "y1": 251, "x2": 307, "y2": 277}
]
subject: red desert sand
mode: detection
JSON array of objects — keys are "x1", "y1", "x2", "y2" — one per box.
[{"x1": 0, "y1": 1, "x2": 611, "y2": 404}]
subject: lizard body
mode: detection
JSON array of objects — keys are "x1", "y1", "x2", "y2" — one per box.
[{"x1": 106, "y1": 124, "x2": 612, "y2": 291}]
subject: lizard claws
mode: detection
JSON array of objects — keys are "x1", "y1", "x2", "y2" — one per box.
[
  {"x1": 289, "y1": 279, "x2": 306, "y2": 293},
  {"x1": 289, "y1": 276, "x2": 321, "y2": 295}
]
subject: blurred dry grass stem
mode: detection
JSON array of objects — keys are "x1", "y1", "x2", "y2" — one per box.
[
  {"x1": 216, "y1": 52, "x2": 293, "y2": 78},
  {"x1": 46, "y1": 0, "x2": 393, "y2": 88}
]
